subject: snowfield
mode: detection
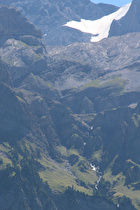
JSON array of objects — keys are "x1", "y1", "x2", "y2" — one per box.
[{"x1": 64, "y1": 3, "x2": 131, "y2": 42}]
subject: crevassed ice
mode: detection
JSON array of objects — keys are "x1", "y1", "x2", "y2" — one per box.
[{"x1": 64, "y1": 3, "x2": 131, "y2": 42}]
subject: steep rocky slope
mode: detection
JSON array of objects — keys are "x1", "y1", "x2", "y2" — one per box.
[
  {"x1": 0, "y1": 6, "x2": 42, "y2": 46},
  {"x1": 1, "y1": 0, "x2": 118, "y2": 45},
  {"x1": 109, "y1": 0, "x2": 140, "y2": 36},
  {"x1": 46, "y1": 32, "x2": 140, "y2": 93},
  {"x1": 0, "y1": 3, "x2": 139, "y2": 210}
]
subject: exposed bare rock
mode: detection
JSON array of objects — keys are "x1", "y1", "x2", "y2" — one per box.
[{"x1": 109, "y1": 0, "x2": 140, "y2": 37}]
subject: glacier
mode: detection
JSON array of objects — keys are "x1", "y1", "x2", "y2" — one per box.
[{"x1": 64, "y1": 3, "x2": 131, "y2": 42}]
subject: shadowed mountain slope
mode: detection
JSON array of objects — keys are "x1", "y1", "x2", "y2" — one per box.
[
  {"x1": 0, "y1": 4, "x2": 139, "y2": 210},
  {"x1": 109, "y1": 0, "x2": 140, "y2": 37},
  {"x1": 0, "y1": 0, "x2": 118, "y2": 45}
]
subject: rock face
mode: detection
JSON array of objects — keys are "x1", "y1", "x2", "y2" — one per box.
[
  {"x1": 109, "y1": 0, "x2": 140, "y2": 37},
  {"x1": 0, "y1": 3, "x2": 139, "y2": 210},
  {"x1": 44, "y1": 26, "x2": 93, "y2": 46},
  {"x1": 0, "y1": 0, "x2": 118, "y2": 45},
  {"x1": 46, "y1": 32, "x2": 140, "y2": 92},
  {"x1": 0, "y1": 59, "x2": 12, "y2": 86},
  {"x1": 0, "y1": 5, "x2": 42, "y2": 44}
]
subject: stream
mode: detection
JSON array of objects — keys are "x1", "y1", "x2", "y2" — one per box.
[{"x1": 90, "y1": 163, "x2": 103, "y2": 189}]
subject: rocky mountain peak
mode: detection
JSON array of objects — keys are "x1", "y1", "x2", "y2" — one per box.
[{"x1": 109, "y1": 0, "x2": 140, "y2": 37}]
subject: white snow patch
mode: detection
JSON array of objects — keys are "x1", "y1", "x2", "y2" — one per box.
[
  {"x1": 64, "y1": 4, "x2": 131, "y2": 42},
  {"x1": 90, "y1": 163, "x2": 99, "y2": 172},
  {"x1": 128, "y1": 102, "x2": 138, "y2": 108}
]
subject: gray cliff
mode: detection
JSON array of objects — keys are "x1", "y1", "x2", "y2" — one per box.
[{"x1": 109, "y1": 0, "x2": 140, "y2": 37}]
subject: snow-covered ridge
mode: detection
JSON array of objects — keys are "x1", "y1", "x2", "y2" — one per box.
[{"x1": 64, "y1": 3, "x2": 131, "y2": 42}]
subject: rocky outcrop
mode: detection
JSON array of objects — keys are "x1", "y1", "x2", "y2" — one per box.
[
  {"x1": 45, "y1": 26, "x2": 92, "y2": 46},
  {"x1": 109, "y1": 0, "x2": 140, "y2": 37},
  {"x1": 0, "y1": 6, "x2": 42, "y2": 45}
]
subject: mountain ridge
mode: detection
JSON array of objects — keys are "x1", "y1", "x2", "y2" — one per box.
[
  {"x1": 109, "y1": 0, "x2": 140, "y2": 36},
  {"x1": 65, "y1": 3, "x2": 130, "y2": 42},
  {"x1": 0, "y1": 1, "x2": 140, "y2": 209},
  {"x1": 0, "y1": 0, "x2": 118, "y2": 45}
]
